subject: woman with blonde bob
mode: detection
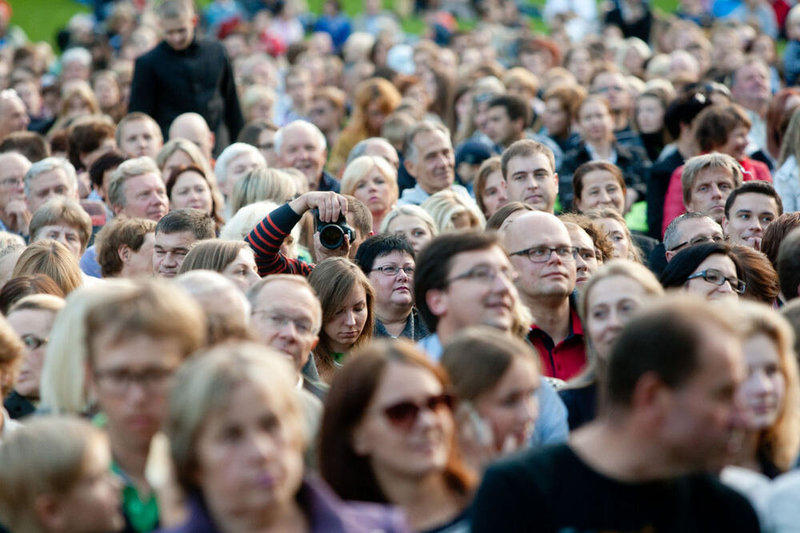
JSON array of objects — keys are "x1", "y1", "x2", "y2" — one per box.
[
  {"x1": 229, "y1": 168, "x2": 297, "y2": 215},
  {"x1": 341, "y1": 156, "x2": 399, "y2": 233},
  {"x1": 380, "y1": 205, "x2": 438, "y2": 254},
  {"x1": 162, "y1": 342, "x2": 408, "y2": 533},
  {"x1": 308, "y1": 258, "x2": 375, "y2": 383},
  {"x1": 0, "y1": 416, "x2": 123, "y2": 533},
  {"x1": 177, "y1": 239, "x2": 260, "y2": 291},
  {"x1": 39, "y1": 282, "x2": 136, "y2": 415},
  {"x1": 560, "y1": 260, "x2": 664, "y2": 430},
  {"x1": 421, "y1": 190, "x2": 485, "y2": 234},
  {"x1": 12, "y1": 240, "x2": 83, "y2": 296}
]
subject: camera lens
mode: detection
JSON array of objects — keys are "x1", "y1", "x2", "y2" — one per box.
[{"x1": 319, "y1": 224, "x2": 345, "y2": 249}]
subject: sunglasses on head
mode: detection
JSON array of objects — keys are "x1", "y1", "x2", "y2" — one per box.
[{"x1": 382, "y1": 393, "x2": 454, "y2": 430}]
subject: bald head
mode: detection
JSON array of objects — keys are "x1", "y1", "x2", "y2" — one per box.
[
  {"x1": 168, "y1": 113, "x2": 214, "y2": 162},
  {"x1": 502, "y1": 211, "x2": 576, "y2": 302}
]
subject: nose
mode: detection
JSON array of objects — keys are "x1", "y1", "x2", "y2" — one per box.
[
  {"x1": 717, "y1": 280, "x2": 735, "y2": 294},
  {"x1": 278, "y1": 320, "x2": 299, "y2": 338},
  {"x1": 519, "y1": 395, "x2": 539, "y2": 424},
  {"x1": 606, "y1": 308, "x2": 623, "y2": 329},
  {"x1": 247, "y1": 431, "x2": 278, "y2": 461},
  {"x1": 344, "y1": 310, "x2": 357, "y2": 326},
  {"x1": 710, "y1": 184, "x2": 722, "y2": 199}
]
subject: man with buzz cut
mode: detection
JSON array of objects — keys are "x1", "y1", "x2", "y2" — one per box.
[
  {"x1": 500, "y1": 139, "x2": 559, "y2": 214},
  {"x1": 472, "y1": 295, "x2": 759, "y2": 533},
  {"x1": 723, "y1": 180, "x2": 782, "y2": 251},
  {"x1": 128, "y1": 0, "x2": 244, "y2": 148}
]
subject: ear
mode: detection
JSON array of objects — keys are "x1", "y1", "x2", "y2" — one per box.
[
  {"x1": 35, "y1": 494, "x2": 67, "y2": 531},
  {"x1": 118, "y1": 244, "x2": 131, "y2": 264},
  {"x1": 310, "y1": 336, "x2": 319, "y2": 351},
  {"x1": 553, "y1": 171, "x2": 559, "y2": 193},
  {"x1": 721, "y1": 216, "x2": 730, "y2": 235},
  {"x1": 426, "y1": 288, "x2": 448, "y2": 319},
  {"x1": 664, "y1": 249, "x2": 676, "y2": 262},
  {"x1": 111, "y1": 203, "x2": 124, "y2": 216},
  {"x1": 191, "y1": 14, "x2": 199, "y2": 27},
  {"x1": 629, "y1": 372, "x2": 670, "y2": 426},
  {"x1": 403, "y1": 157, "x2": 416, "y2": 178}
]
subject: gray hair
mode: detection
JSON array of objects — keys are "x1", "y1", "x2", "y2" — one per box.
[
  {"x1": 274, "y1": 120, "x2": 327, "y2": 155},
  {"x1": 107, "y1": 156, "x2": 161, "y2": 208},
  {"x1": 174, "y1": 270, "x2": 252, "y2": 317},
  {"x1": 61, "y1": 47, "x2": 92, "y2": 67},
  {"x1": 24, "y1": 157, "x2": 78, "y2": 198},
  {"x1": 214, "y1": 142, "x2": 266, "y2": 187},
  {"x1": 663, "y1": 212, "x2": 718, "y2": 251},
  {"x1": 403, "y1": 120, "x2": 451, "y2": 165},
  {"x1": 346, "y1": 137, "x2": 395, "y2": 165}
]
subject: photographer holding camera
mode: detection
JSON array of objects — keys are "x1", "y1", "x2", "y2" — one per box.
[{"x1": 246, "y1": 191, "x2": 373, "y2": 277}]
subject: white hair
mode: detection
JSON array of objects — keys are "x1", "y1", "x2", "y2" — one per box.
[
  {"x1": 220, "y1": 200, "x2": 300, "y2": 258},
  {"x1": 214, "y1": 142, "x2": 266, "y2": 186},
  {"x1": 61, "y1": 47, "x2": 92, "y2": 67},
  {"x1": 274, "y1": 120, "x2": 327, "y2": 155},
  {"x1": 24, "y1": 157, "x2": 78, "y2": 198}
]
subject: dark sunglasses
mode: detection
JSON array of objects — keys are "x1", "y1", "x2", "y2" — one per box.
[{"x1": 382, "y1": 393, "x2": 454, "y2": 430}]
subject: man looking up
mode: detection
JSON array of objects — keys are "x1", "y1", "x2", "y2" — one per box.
[
  {"x1": 472, "y1": 295, "x2": 757, "y2": 533},
  {"x1": 501, "y1": 211, "x2": 585, "y2": 380}
]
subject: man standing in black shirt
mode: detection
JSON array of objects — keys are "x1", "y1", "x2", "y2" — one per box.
[
  {"x1": 472, "y1": 295, "x2": 760, "y2": 533},
  {"x1": 128, "y1": 0, "x2": 244, "y2": 154}
]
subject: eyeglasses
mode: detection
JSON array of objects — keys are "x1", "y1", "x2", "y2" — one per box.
[
  {"x1": 686, "y1": 268, "x2": 746, "y2": 294},
  {"x1": 668, "y1": 234, "x2": 725, "y2": 252},
  {"x1": 21, "y1": 334, "x2": 48, "y2": 350},
  {"x1": 382, "y1": 393, "x2": 454, "y2": 430},
  {"x1": 372, "y1": 265, "x2": 415, "y2": 277},
  {"x1": 93, "y1": 367, "x2": 176, "y2": 395},
  {"x1": 252, "y1": 310, "x2": 315, "y2": 336},
  {"x1": 509, "y1": 246, "x2": 578, "y2": 263},
  {"x1": 447, "y1": 264, "x2": 518, "y2": 285}
]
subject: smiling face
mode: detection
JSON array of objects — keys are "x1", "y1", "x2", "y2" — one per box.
[
  {"x1": 738, "y1": 333, "x2": 786, "y2": 431},
  {"x1": 404, "y1": 130, "x2": 455, "y2": 195},
  {"x1": 474, "y1": 357, "x2": 540, "y2": 452},
  {"x1": 723, "y1": 192, "x2": 779, "y2": 250},
  {"x1": 684, "y1": 253, "x2": 740, "y2": 301},
  {"x1": 278, "y1": 125, "x2": 327, "y2": 191},
  {"x1": 352, "y1": 362, "x2": 454, "y2": 482},
  {"x1": 323, "y1": 283, "x2": 368, "y2": 354}
]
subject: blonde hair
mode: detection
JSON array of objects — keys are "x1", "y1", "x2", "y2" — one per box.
[
  {"x1": 0, "y1": 416, "x2": 108, "y2": 533},
  {"x1": 229, "y1": 168, "x2": 296, "y2": 214},
  {"x1": 421, "y1": 190, "x2": 485, "y2": 233},
  {"x1": 379, "y1": 204, "x2": 438, "y2": 237},
  {"x1": 0, "y1": 315, "x2": 23, "y2": 399},
  {"x1": 40, "y1": 281, "x2": 137, "y2": 415},
  {"x1": 340, "y1": 156, "x2": 398, "y2": 213},
  {"x1": 12, "y1": 240, "x2": 83, "y2": 295},
  {"x1": 739, "y1": 301, "x2": 800, "y2": 472},
  {"x1": 167, "y1": 343, "x2": 303, "y2": 493},
  {"x1": 155, "y1": 138, "x2": 215, "y2": 183},
  {"x1": 220, "y1": 201, "x2": 300, "y2": 260}
]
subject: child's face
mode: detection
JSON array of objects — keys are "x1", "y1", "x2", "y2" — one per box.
[
  {"x1": 58, "y1": 438, "x2": 123, "y2": 533},
  {"x1": 160, "y1": 14, "x2": 196, "y2": 51}
]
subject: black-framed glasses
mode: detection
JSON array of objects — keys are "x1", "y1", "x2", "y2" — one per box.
[
  {"x1": 382, "y1": 393, "x2": 454, "y2": 431},
  {"x1": 447, "y1": 264, "x2": 518, "y2": 285},
  {"x1": 372, "y1": 265, "x2": 415, "y2": 277},
  {"x1": 20, "y1": 334, "x2": 48, "y2": 350},
  {"x1": 509, "y1": 246, "x2": 578, "y2": 263},
  {"x1": 668, "y1": 234, "x2": 725, "y2": 252},
  {"x1": 686, "y1": 268, "x2": 746, "y2": 294},
  {"x1": 93, "y1": 367, "x2": 176, "y2": 395}
]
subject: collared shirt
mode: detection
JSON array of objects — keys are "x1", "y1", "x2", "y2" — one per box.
[
  {"x1": 112, "y1": 461, "x2": 159, "y2": 533},
  {"x1": 528, "y1": 303, "x2": 586, "y2": 381}
]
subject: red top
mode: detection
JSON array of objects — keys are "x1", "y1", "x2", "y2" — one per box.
[
  {"x1": 660, "y1": 156, "x2": 771, "y2": 237},
  {"x1": 527, "y1": 304, "x2": 586, "y2": 381}
]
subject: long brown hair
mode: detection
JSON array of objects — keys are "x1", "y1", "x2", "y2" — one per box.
[{"x1": 319, "y1": 339, "x2": 475, "y2": 503}]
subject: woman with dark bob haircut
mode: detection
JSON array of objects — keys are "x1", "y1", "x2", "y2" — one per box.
[
  {"x1": 319, "y1": 340, "x2": 476, "y2": 533},
  {"x1": 660, "y1": 242, "x2": 745, "y2": 302}
]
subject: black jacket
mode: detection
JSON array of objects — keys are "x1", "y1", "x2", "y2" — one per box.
[{"x1": 128, "y1": 38, "x2": 244, "y2": 147}]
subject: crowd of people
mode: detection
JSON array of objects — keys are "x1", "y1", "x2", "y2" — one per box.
[{"x1": 2, "y1": 0, "x2": 800, "y2": 530}]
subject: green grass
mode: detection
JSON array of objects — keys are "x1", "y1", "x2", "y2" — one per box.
[
  {"x1": 13, "y1": 0, "x2": 682, "y2": 49},
  {"x1": 12, "y1": 0, "x2": 91, "y2": 48}
]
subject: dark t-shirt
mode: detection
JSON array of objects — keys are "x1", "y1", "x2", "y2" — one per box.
[{"x1": 472, "y1": 444, "x2": 761, "y2": 533}]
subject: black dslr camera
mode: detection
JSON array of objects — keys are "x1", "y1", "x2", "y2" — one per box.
[{"x1": 313, "y1": 209, "x2": 356, "y2": 249}]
